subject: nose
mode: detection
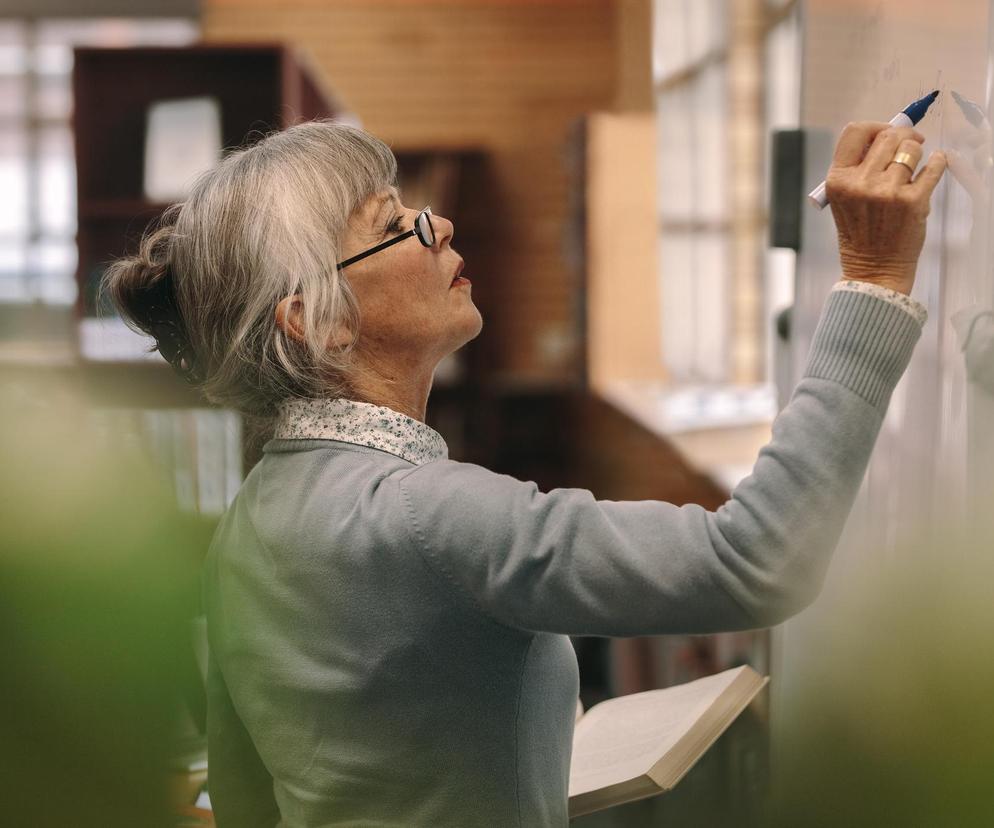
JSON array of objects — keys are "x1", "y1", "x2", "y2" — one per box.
[{"x1": 432, "y1": 212, "x2": 454, "y2": 249}]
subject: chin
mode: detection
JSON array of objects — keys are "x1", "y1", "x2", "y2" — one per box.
[
  {"x1": 464, "y1": 307, "x2": 484, "y2": 341},
  {"x1": 445, "y1": 310, "x2": 483, "y2": 356}
]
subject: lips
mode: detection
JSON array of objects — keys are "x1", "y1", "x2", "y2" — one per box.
[{"x1": 450, "y1": 258, "x2": 466, "y2": 286}]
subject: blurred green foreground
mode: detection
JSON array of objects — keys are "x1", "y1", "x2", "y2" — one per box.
[
  {"x1": 2, "y1": 373, "x2": 992, "y2": 826},
  {"x1": 1, "y1": 375, "x2": 203, "y2": 827},
  {"x1": 768, "y1": 512, "x2": 994, "y2": 827}
]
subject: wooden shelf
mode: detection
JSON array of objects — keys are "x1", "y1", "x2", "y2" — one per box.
[
  {"x1": 72, "y1": 43, "x2": 347, "y2": 325},
  {"x1": 69, "y1": 44, "x2": 499, "y2": 407},
  {"x1": 79, "y1": 198, "x2": 174, "y2": 220}
]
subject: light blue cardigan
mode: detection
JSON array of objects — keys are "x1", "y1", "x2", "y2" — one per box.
[{"x1": 204, "y1": 284, "x2": 925, "y2": 827}]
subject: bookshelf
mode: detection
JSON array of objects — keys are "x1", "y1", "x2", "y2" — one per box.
[
  {"x1": 70, "y1": 44, "x2": 496, "y2": 404},
  {"x1": 71, "y1": 43, "x2": 349, "y2": 375},
  {"x1": 69, "y1": 41, "x2": 498, "y2": 481}
]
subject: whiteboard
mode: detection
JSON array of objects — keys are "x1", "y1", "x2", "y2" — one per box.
[{"x1": 773, "y1": 0, "x2": 994, "y2": 758}]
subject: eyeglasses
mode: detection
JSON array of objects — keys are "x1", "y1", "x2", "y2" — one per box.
[{"x1": 336, "y1": 206, "x2": 435, "y2": 270}]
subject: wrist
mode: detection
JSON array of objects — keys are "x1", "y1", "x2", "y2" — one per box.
[
  {"x1": 839, "y1": 254, "x2": 916, "y2": 295},
  {"x1": 840, "y1": 276, "x2": 912, "y2": 296}
]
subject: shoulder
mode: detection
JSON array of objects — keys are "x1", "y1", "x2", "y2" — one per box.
[
  {"x1": 393, "y1": 457, "x2": 531, "y2": 489},
  {"x1": 390, "y1": 458, "x2": 544, "y2": 519},
  {"x1": 241, "y1": 441, "x2": 427, "y2": 556}
]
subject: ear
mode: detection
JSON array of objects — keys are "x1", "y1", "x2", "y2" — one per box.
[
  {"x1": 274, "y1": 295, "x2": 307, "y2": 343},
  {"x1": 275, "y1": 295, "x2": 353, "y2": 350}
]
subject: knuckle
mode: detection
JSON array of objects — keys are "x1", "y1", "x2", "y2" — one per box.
[
  {"x1": 826, "y1": 180, "x2": 856, "y2": 203},
  {"x1": 897, "y1": 189, "x2": 918, "y2": 207},
  {"x1": 889, "y1": 127, "x2": 920, "y2": 146},
  {"x1": 825, "y1": 169, "x2": 847, "y2": 191},
  {"x1": 842, "y1": 120, "x2": 883, "y2": 141},
  {"x1": 853, "y1": 168, "x2": 874, "y2": 187},
  {"x1": 867, "y1": 186, "x2": 895, "y2": 204}
]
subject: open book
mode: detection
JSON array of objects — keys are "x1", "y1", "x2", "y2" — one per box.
[{"x1": 568, "y1": 664, "x2": 769, "y2": 818}]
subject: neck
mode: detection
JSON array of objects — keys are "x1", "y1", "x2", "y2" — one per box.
[{"x1": 344, "y1": 351, "x2": 435, "y2": 422}]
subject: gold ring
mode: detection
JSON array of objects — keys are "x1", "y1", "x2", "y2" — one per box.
[{"x1": 888, "y1": 151, "x2": 918, "y2": 175}]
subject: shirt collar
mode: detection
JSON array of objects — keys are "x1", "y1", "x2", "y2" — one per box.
[{"x1": 273, "y1": 397, "x2": 448, "y2": 466}]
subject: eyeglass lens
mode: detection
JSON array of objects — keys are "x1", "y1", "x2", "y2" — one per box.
[{"x1": 417, "y1": 210, "x2": 435, "y2": 247}]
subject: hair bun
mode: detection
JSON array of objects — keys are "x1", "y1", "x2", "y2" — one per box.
[{"x1": 100, "y1": 205, "x2": 203, "y2": 384}]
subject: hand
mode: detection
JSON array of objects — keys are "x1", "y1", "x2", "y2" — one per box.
[{"x1": 825, "y1": 121, "x2": 947, "y2": 295}]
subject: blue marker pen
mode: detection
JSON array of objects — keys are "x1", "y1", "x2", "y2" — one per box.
[{"x1": 809, "y1": 90, "x2": 940, "y2": 209}]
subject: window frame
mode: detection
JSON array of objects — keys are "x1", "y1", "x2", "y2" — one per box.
[
  {"x1": 0, "y1": 15, "x2": 199, "y2": 306},
  {"x1": 653, "y1": 0, "x2": 800, "y2": 386}
]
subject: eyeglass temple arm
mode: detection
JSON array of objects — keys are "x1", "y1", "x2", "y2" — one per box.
[{"x1": 337, "y1": 230, "x2": 415, "y2": 269}]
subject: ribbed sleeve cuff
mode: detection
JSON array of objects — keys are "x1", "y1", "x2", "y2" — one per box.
[
  {"x1": 831, "y1": 279, "x2": 928, "y2": 326},
  {"x1": 803, "y1": 287, "x2": 923, "y2": 414}
]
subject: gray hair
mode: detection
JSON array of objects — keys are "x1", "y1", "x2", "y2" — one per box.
[{"x1": 100, "y1": 119, "x2": 398, "y2": 418}]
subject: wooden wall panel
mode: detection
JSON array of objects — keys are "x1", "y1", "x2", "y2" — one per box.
[{"x1": 585, "y1": 112, "x2": 663, "y2": 388}]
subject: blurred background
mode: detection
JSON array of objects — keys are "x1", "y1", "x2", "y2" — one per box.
[{"x1": 1, "y1": 0, "x2": 992, "y2": 825}]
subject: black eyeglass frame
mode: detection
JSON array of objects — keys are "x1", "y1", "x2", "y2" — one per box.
[{"x1": 336, "y1": 206, "x2": 435, "y2": 270}]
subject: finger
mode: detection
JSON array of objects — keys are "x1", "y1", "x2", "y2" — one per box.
[
  {"x1": 910, "y1": 150, "x2": 948, "y2": 199},
  {"x1": 832, "y1": 121, "x2": 892, "y2": 167},
  {"x1": 863, "y1": 126, "x2": 926, "y2": 172},
  {"x1": 884, "y1": 138, "x2": 924, "y2": 183}
]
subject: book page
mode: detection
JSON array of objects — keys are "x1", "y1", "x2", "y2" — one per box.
[{"x1": 569, "y1": 666, "x2": 749, "y2": 797}]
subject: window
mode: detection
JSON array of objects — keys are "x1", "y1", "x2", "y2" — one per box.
[
  {"x1": 761, "y1": 1, "x2": 801, "y2": 382},
  {"x1": 654, "y1": 0, "x2": 800, "y2": 386},
  {"x1": 0, "y1": 17, "x2": 198, "y2": 305},
  {"x1": 0, "y1": 16, "x2": 239, "y2": 519}
]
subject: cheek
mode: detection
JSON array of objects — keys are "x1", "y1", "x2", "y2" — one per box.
[
  {"x1": 391, "y1": 250, "x2": 440, "y2": 306},
  {"x1": 360, "y1": 258, "x2": 443, "y2": 336}
]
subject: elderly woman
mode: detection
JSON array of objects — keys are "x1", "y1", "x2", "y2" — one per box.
[{"x1": 104, "y1": 120, "x2": 945, "y2": 827}]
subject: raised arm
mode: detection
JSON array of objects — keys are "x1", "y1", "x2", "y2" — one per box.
[
  {"x1": 393, "y1": 123, "x2": 946, "y2": 637},
  {"x1": 395, "y1": 285, "x2": 922, "y2": 636}
]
